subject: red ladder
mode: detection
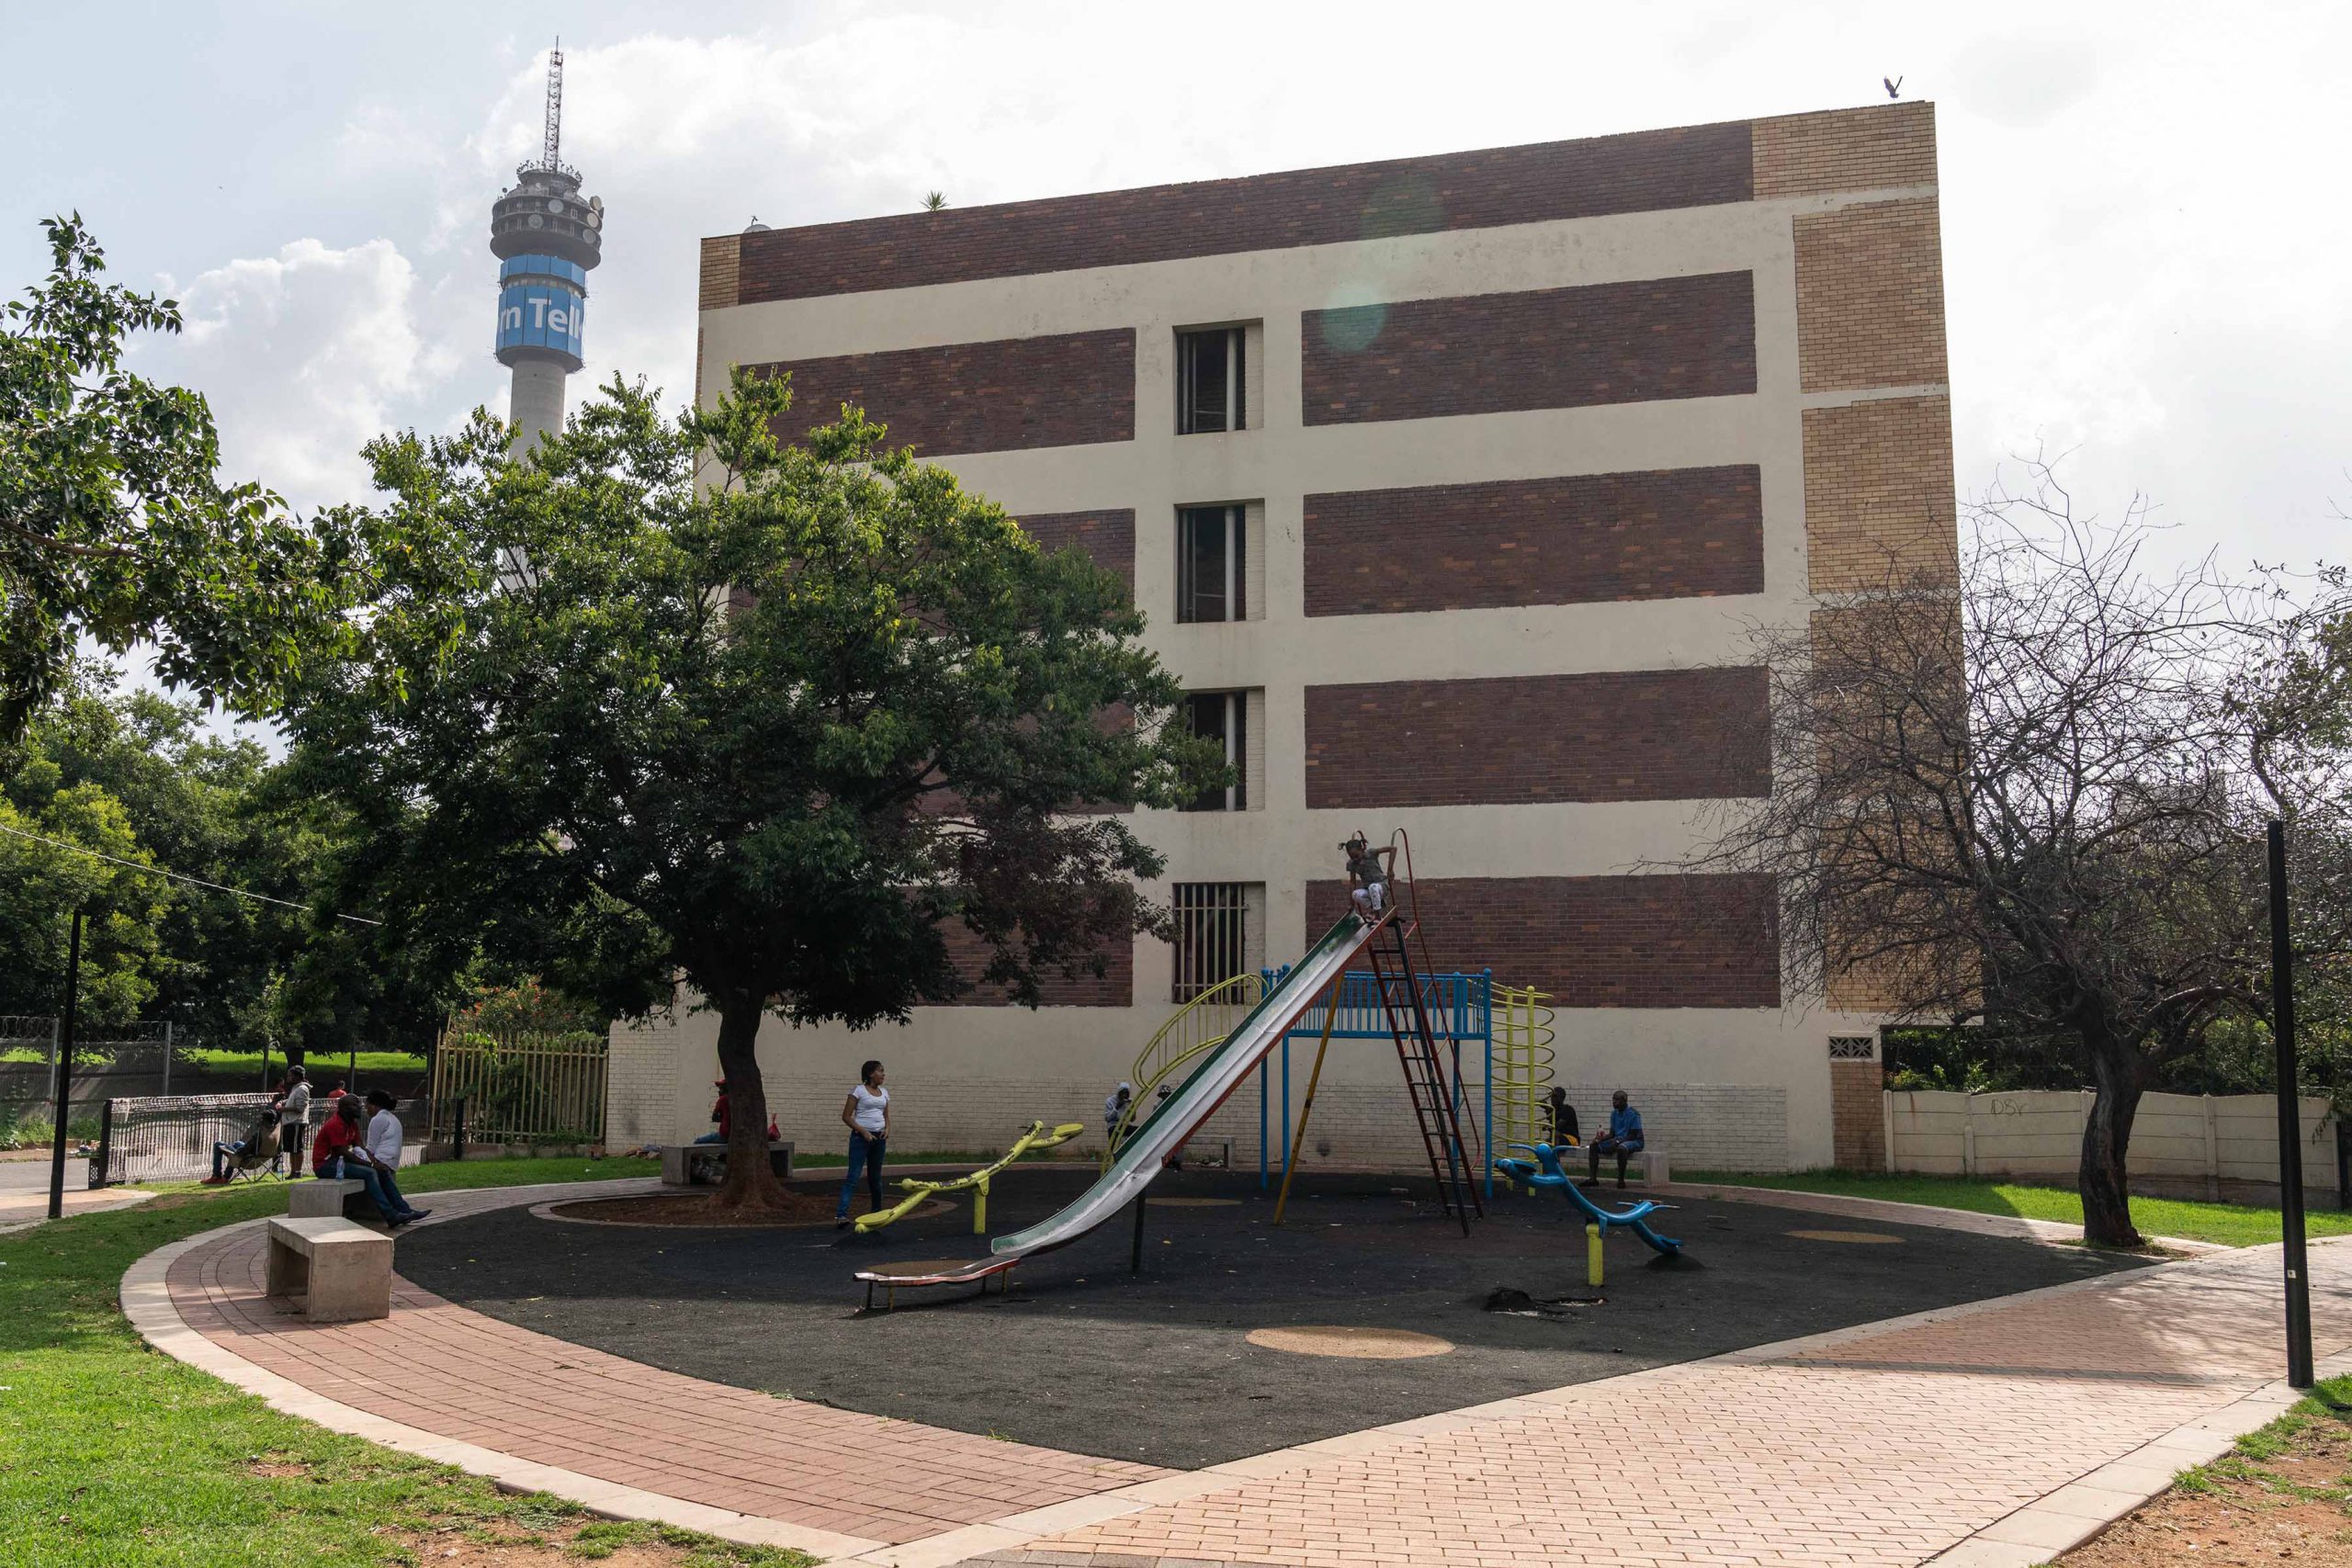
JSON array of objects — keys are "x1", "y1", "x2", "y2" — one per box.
[{"x1": 1366, "y1": 915, "x2": 1483, "y2": 1235}]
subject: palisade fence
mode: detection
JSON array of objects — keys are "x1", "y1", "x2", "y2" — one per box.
[{"x1": 428, "y1": 1027, "x2": 607, "y2": 1146}]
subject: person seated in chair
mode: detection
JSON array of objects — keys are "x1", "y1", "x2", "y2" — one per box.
[
  {"x1": 203, "y1": 1113, "x2": 280, "y2": 1184},
  {"x1": 1582, "y1": 1090, "x2": 1644, "y2": 1188}
]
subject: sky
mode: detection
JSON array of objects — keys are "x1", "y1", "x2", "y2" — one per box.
[{"x1": 5, "y1": 1, "x2": 2346, "y2": 662}]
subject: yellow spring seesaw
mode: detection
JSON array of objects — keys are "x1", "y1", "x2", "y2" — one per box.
[{"x1": 854, "y1": 1119, "x2": 1087, "y2": 1235}]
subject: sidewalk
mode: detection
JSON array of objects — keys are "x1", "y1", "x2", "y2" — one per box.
[{"x1": 122, "y1": 1180, "x2": 2352, "y2": 1567}]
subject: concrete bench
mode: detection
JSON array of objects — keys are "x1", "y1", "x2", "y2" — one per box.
[
  {"x1": 1583, "y1": 1146, "x2": 1668, "y2": 1186},
  {"x1": 265, "y1": 1216, "x2": 392, "y2": 1323},
  {"x1": 288, "y1": 1178, "x2": 379, "y2": 1223},
  {"x1": 661, "y1": 1141, "x2": 794, "y2": 1186}
]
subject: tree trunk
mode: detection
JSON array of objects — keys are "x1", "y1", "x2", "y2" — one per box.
[
  {"x1": 2078, "y1": 1045, "x2": 2145, "y2": 1248},
  {"x1": 708, "y1": 998, "x2": 793, "y2": 1213}
]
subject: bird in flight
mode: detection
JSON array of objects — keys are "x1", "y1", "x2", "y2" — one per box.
[{"x1": 1883, "y1": 75, "x2": 1904, "y2": 98}]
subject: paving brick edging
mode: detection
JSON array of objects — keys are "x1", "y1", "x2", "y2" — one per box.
[
  {"x1": 118, "y1": 1179, "x2": 888, "y2": 1562},
  {"x1": 857, "y1": 1242, "x2": 2325, "y2": 1568},
  {"x1": 120, "y1": 1177, "x2": 2320, "y2": 1568},
  {"x1": 1921, "y1": 1344, "x2": 2352, "y2": 1567}
]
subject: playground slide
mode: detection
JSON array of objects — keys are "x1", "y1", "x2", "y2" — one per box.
[{"x1": 854, "y1": 909, "x2": 1382, "y2": 1289}]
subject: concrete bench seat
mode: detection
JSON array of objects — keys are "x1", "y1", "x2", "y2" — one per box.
[
  {"x1": 661, "y1": 1141, "x2": 794, "y2": 1186},
  {"x1": 1581, "y1": 1147, "x2": 1669, "y2": 1186},
  {"x1": 287, "y1": 1178, "x2": 379, "y2": 1223},
  {"x1": 265, "y1": 1215, "x2": 392, "y2": 1322}
]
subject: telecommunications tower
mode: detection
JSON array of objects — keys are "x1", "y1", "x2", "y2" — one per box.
[{"x1": 490, "y1": 41, "x2": 604, "y2": 448}]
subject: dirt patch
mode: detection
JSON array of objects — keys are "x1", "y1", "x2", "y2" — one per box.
[
  {"x1": 243, "y1": 1455, "x2": 310, "y2": 1479},
  {"x1": 390, "y1": 1514, "x2": 797, "y2": 1564},
  {"x1": 545, "y1": 1190, "x2": 945, "y2": 1229},
  {"x1": 2060, "y1": 1401, "x2": 2352, "y2": 1564}
]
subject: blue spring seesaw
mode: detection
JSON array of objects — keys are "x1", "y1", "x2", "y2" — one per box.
[{"x1": 1493, "y1": 1143, "x2": 1683, "y2": 1257}]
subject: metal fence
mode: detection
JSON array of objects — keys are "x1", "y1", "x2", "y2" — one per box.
[
  {"x1": 1, "y1": 1017, "x2": 207, "y2": 1123},
  {"x1": 91, "y1": 1093, "x2": 434, "y2": 1187},
  {"x1": 428, "y1": 1030, "x2": 606, "y2": 1145}
]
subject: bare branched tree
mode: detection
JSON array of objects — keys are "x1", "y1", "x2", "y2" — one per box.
[{"x1": 1682, "y1": 461, "x2": 2352, "y2": 1246}]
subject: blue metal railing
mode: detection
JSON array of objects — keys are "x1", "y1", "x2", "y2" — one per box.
[{"x1": 1255, "y1": 965, "x2": 1494, "y2": 1190}]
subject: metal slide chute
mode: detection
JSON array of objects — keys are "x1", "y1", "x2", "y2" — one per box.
[{"x1": 852, "y1": 909, "x2": 1383, "y2": 1292}]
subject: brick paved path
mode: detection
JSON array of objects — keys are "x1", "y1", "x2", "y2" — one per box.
[
  {"x1": 135, "y1": 1181, "x2": 2352, "y2": 1568},
  {"x1": 985, "y1": 1240, "x2": 2352, "y2": 1568},
  {"x1": 155, "y1": 1184, "x2": 1162, "y2": 1552}
]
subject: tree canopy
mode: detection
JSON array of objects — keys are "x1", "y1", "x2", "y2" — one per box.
[
  {"x1": 1688, "y1": 469, "x2": 2352, "y2": 1246},
  {"x1": 0, "y1": 217, "x2": 373, "y2": 738},
  {"x1": 288, "y1": 370, "x2": 1221, "y2": 1206}
]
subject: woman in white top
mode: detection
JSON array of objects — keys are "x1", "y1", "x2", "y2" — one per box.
[
  {"x1": 835, "y1": 1060, "x2": 890, "y2": 1226},
  {"x1": 361, "y1": 1089, "x2": 429, "y2": 1225}
]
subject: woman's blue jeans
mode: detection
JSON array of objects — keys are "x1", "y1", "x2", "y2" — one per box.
[{"x1": 839, "y1": 1134, "x2": 886, "y2": 1218}]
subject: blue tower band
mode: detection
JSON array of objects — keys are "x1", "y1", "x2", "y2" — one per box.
[
  {"x1": 489, "y1": 43, "x2": 603, "y2": 449},
  {"x1": 496, "y1": 255, "x2": 588, "y2": 364}
]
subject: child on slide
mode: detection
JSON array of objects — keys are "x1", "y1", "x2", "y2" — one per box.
[{"x1": 1343, "y1": 832, "x2": 1398, "y2": 919}]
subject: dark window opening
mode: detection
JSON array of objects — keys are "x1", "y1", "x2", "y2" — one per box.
[
  {"x1": 1176, "y1": 505, "x2": 1247, "y2": 623},
  {"x1": 1178, "y1": 327, "x2": 1246, "y2": 434},
  {"x1": 1182, "y1": 691, "x2": 1245, "y2": 812},
  {"x1": 1172, "y1": 882, "x2": 1248, "y2": 1002}
]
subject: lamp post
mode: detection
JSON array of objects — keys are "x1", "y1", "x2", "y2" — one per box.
[
  {"x1": 46, "y1": 908, "x2": 85, "y2": 1222},
  {"x1": 2267, "y1": 819, "x2": 2313, "y2": 1389}
]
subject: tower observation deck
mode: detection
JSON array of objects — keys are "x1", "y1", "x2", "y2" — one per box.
[{"x1": 490, "y1": 43, "x2": 603, "y2": 449}]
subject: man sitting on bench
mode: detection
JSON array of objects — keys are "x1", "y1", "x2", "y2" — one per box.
[{"x1": 1582, "y1": 1089, "x2": 1645, "y2": 1189}]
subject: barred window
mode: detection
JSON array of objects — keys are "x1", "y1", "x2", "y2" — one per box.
[
  {"x1": 1171, "y1": 882, "x2": 1249, "y2": 1002},
  {"x1": 1827, "y1": 1035, "x2": 1879, "y2": 1061}
]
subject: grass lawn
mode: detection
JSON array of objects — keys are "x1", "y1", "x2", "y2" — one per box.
[
  {"x1": 0, "y1": 1154, "x2": 816, "y2": 1568},
  {"x1": 1683, "y1": 1168, "x2": 2352, "y2": 1249},
  {"x1": 182, "y1": 1047, "x2": 431, "y2": 1077}
]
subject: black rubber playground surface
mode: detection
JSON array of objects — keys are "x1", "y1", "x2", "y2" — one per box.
[{"x1": 398, "y1": 1165, "x2": 2150, "y2": 1468}]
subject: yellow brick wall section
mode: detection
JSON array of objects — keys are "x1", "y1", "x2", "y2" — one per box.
[
  {"x1": 1803, "y1": 394, "x2": 1959, "y2": 593},
  {"x1": 698, "y1": 234, "x2": 741, "y2": 312},
  {"x1": 1829, "y1": 1059, "x2": 1886, "y2": 1168},
  {"x1": 1793, "y1": 197, "x2": 1948, "y2": 392},
  {"x1": 1753, "y1": 102, "x2": 1937, "y2": 197}
]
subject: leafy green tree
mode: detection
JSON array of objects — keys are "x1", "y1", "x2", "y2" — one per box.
[
  {"x1": 291, "y1": 371, "x2": 1220, "y2": 1209},
  {"x1": 0, "y1": 775, "x2": 166, "y2": 1028},
  {"x1": 1, "y1": 216, "x2": 351, "y2": 738}
]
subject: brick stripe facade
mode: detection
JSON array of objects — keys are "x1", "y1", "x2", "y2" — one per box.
[
  {"x1": 698, "y1": 234, "x2": 741, "y2": 312},
  {"x1": 1306, "y1": 874, "x2": 1781, "y2": 1008},
  {"x1": 1752, "y1": 102, "x2": 1937, "y2": 198},
  {"x1": 1303, "y1": 466, "x2": 1764, "y2": 616},
  {"x1": 1302, "y1": 273, "x2": 1756, "y2": 425},
  {"x1": 720, "y1": 123, "x2": 1753, "y2": 306},
  {"x1": 1304, "y1": 669, "x2": 1770, "y2": 807},
  {"x1": 935, "y1": 920, "x2": 1132, "y2": 1008},
  {"x1": 1014, "y1": 509, "x2": 1136, "y2": 592},
  {"x1": 1801, "y1": 395, "x2": 1959, "y2": 592},
  {"x1": 753, "y1": 328, "x2": 1136, "y2": 456},
  {"x1": 1792, "y1": 198, "x2": 1948, "y2": 392}
]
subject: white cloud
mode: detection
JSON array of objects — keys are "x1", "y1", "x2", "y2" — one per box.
[{"x1": 141, "y1": 236, "x2": 485, "y2": 513}]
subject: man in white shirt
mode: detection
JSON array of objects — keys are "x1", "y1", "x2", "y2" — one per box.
[
  {"x1": 272, "y1": 1068, "x2": 311, "y2": 1178},
  {"x1": 360, "y1": 1089, "x2": 430, "y2": 1226}
]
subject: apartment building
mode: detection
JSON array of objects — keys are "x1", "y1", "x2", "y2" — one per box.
[{"x1": 605, "y1": 101, "x2": 1955, "y2": 1173}]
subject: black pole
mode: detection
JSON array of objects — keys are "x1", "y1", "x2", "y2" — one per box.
[
  {"x1": 47, "y1": 908, "x2": 85, "y2": 1222},
  {"x1": 452, "y1": 1095, "x2": 467, "y2": 1162},
  {"x1": 1130, "y1": 1190, "x2": 1147, "y2": 1273},
  {"x1": 2268, "y1": 820, "x2": 2313, "y2": 1388}
]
